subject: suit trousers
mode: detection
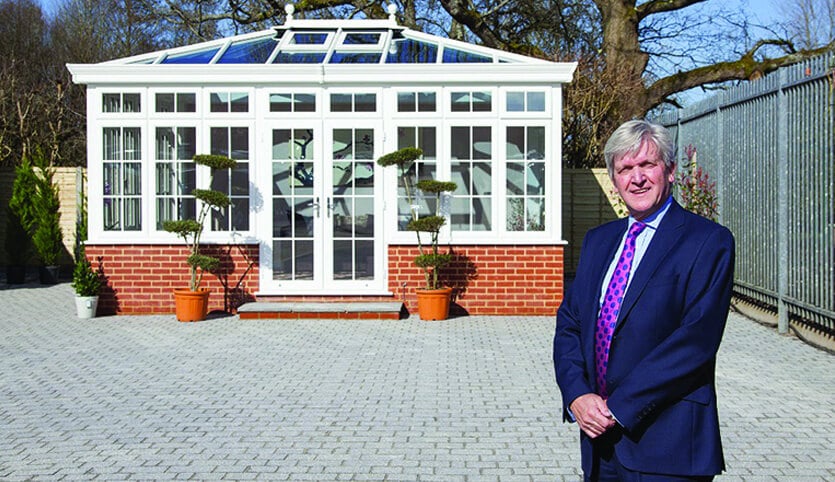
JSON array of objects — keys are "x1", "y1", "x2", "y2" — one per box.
[{"x1": 586, "y1": 428, "x2": 714, "y2": 482}]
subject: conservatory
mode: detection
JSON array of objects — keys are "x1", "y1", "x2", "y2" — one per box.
[{"x1": 68, "y1": 7, "x2": 577, "y2": 316}]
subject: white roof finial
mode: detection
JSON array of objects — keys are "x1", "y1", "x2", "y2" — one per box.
[
  {"x1": 285, "y1": 4, "x2": 295, "y2": 21},
  {"x1": 387, "y1": 4, "x2": 398, "y2": 21}
]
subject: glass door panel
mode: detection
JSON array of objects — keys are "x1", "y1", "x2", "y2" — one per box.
[
  {"x1": 328, "y1": 127, "x2": 379, "y2": 285},
  {"x1": 271, "y1": 127, "x2": 319, "y2": 285}
]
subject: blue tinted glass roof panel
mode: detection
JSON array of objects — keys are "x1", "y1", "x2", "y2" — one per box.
[
  {"x1": 329, "y1": 52, "x2": 382, "y2": 64},
  {"x1": 273, "y1": 52, "x2": 328, "y2": 64},
  {"x1": 291, "y1": 33, "x2": 329, "y2": 45},
  {"x1": 385, "y1": 39, "x2": 438, "y2": 63},
  {"x1": 343, "y1": 33, "x2": 381, "y2": 45},
  {"x1": 442, "y1": 47, "x2": 492, "y2": 63},
  {"x1": 217, "y1": 37, "x2": 278, "y2": 64},
  {"x1": 162, "y1": 47, "x2": 221, "y2": 64},
  {"x1": 101, "y1": 24, "x2": 547, "y2": 67}
]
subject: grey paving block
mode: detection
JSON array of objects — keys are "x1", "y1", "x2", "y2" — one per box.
[{"x1": 0, "y1": 283, "x2": 832, "y2": 480}]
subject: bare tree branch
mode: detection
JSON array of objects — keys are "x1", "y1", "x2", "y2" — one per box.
[
  {"x1": 645, "y1": 38, "x2": 835, "y2": 110},
  {"x1": 439, "y1": 0, "x2": 507, "y2": 49},
  {"x1": 637, "y1": 0, "x2": 707, "y2": 20}
]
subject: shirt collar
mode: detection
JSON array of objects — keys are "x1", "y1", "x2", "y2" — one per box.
[{"x1": 628, "y1": 195, "x2": 673, "y2": 231}]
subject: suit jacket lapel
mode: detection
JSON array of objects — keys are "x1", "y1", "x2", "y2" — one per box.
[{"x1": 615, "y1": 202, "x2": 687, "y2": 329}]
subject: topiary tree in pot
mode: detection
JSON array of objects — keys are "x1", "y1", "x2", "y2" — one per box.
[
  {"x1": 162, "y1": 153, "x2": 236, "y2": 321},
  {"x1": 30, "y1": 150, "x2": 64, "y2": 285},
  {"x1": 71, "y1": 254, "x2": 103, "y2": 318},
  {"x1": 377, "y1": 147, "x2": 457, "y2": 320}
]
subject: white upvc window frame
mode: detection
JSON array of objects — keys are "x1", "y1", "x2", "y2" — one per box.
[
  {"x1": 382, "y1": 120, "x2": 445, "y2": 245},
  {"x1": 447, "y1": 122, "x2": 497, "y2": 240},
  {"x1": 200, "y1": 122, "x2": 255, "y2": 239},
  {"x1": 500, "y1": 87, "x2": 551, "y2": 117},
  {"x1": 263, "y1": 90, "x2": 319, "y2": 117},
  {"x1": 326, "y1": 88, "x2": 381, "y2": 116},
  {"x1": 499, "y1": 120, "x2": 551, "y2": 236},
  {"x1": 207, "y1": 90, "x2": 251, "y2": 114},
  {"x1": 446, "y1": 87, "x2": 496, "y2": 117},
  {"x1": 151, "y1": 122, "x2": 199, "y2": 232},
  {"x1": 389, "y1": 88, "x2": 441, "y2": 117},
  {"x1": 151, "y1": 89, "x2": 199, "y2": 115},
  {"x1": 100, "y1": 125, "x2": 144, "y2": 234},
  {"x1": 99, "y1": 90, "x2": 143, "y2": 115}
]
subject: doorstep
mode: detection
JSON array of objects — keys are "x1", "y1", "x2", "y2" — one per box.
[{"x1": 236, "y1": 301, "x2": 405, "y2": 320}]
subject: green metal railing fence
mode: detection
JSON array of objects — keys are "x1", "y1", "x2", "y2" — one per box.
[{"x1": 657, "y1": 51, "x2": 834, "y2": 339}]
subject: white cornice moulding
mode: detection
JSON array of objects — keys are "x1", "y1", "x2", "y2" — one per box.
[{"x1": 66, "y1": 63, "x2": 578, "y2": 86}]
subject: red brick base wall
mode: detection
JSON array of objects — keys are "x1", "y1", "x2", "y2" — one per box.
[
  {"x1": 389, "y1": 245, "x2": 564, "y2": 316},
  {"x1": 84, "y1": 244, "x2": 259, "y2": 315},
  {"x1": 85, "y1": 244, "x2": 563, "y2": 316}
]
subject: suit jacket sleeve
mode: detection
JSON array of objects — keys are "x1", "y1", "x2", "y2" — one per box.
[{"x1": 553, "y1": 226, "x2": 614, "y2": 421}]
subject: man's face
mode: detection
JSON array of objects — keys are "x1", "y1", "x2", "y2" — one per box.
[{"x1": 612, "y1": 141, "x2": 675, "y2": 221}]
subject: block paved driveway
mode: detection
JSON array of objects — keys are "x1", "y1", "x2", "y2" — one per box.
[{"x1": 1, "y1": 283, "x2": 833, "y2": 481}]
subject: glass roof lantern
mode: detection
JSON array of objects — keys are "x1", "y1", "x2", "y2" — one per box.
[{"x1": 127, "y1": 3, "x2": 544, "y2": 66}]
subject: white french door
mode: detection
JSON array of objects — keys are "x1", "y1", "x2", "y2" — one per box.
[{"x1": 260, "y1": 120, "x2": 385, "y2": 294}]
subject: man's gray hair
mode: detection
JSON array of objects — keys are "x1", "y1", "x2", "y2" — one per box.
[{"x1": 604, "y1": 120, "x2": 676, "y2": 179}]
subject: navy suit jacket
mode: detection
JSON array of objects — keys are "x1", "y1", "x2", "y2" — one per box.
[{"x1": 553, "y1": 200, "x2": 735, "y2": 476}]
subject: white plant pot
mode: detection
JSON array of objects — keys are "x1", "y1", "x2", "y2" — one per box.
[{"x1": 75, "y1": 296, "x2": 99, "y2": 319}]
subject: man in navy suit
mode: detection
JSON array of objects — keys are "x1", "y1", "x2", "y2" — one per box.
[{"x1": 553, "y1": 120, "x2": 735, "y2": 481}]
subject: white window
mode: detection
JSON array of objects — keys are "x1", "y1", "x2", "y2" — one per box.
[
  {"x1": 395, "y1": 126, "x2": 438, "y2": 230},
  {"x1": 450, "y1": 125, "x2": 492, "y2": 231},
  {"x1": 330, "y1": 93, "x2": 376, "y2": 112},
  {"x1": 450, "y1": 91, "x2": 491, "y2": 112},
  {"x1": 505, "y1": 126, "x2": 546, "y2": 231},
  {"x1": 102, "y1": 127, "x2": 142, "y2": 231},
  {"x1": 397, "y1": 91, "x2": 436, "y2": 113},
  {"x1": 210, "y1": 92, "x2": 249, "y2": 113},
  {"x1": 270, "y1": 93, "x2": 316, "y2": 112},
  {"x1": 155, "y1": 126, "x2": 197, "y2": 230},
  {"x1": 506, "y1": 91, "x2": 546, "y2": 112},
  {"x1": 102, "y1": 93, "x2": 140, "y2": 113},
  {"x1": 209, "y1": 126, "x2": 250, "y2": 231},
  {"x1": 155, "y1": 93, "x2": 197, "y2": 113}
]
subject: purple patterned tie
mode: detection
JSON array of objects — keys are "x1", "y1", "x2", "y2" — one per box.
[{"x1": 595, "y1": 221, "x2": 647, "y2": 398}]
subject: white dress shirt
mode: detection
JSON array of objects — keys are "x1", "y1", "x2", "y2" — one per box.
[{"x1": 598, "y1": 196, "x2": 673, "y2": 308}]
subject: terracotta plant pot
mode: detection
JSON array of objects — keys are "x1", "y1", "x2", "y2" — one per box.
[
  {"x1": 416, "y1": 287, "x2": 453, "y2": 321},
  {"x1": 173, "y1": 288, "x2": 210, "y2": 322}
]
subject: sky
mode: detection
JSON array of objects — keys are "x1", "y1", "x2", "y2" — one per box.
[{"x1": 37, "y1": 0, "x2": 783, "y2": 27}]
